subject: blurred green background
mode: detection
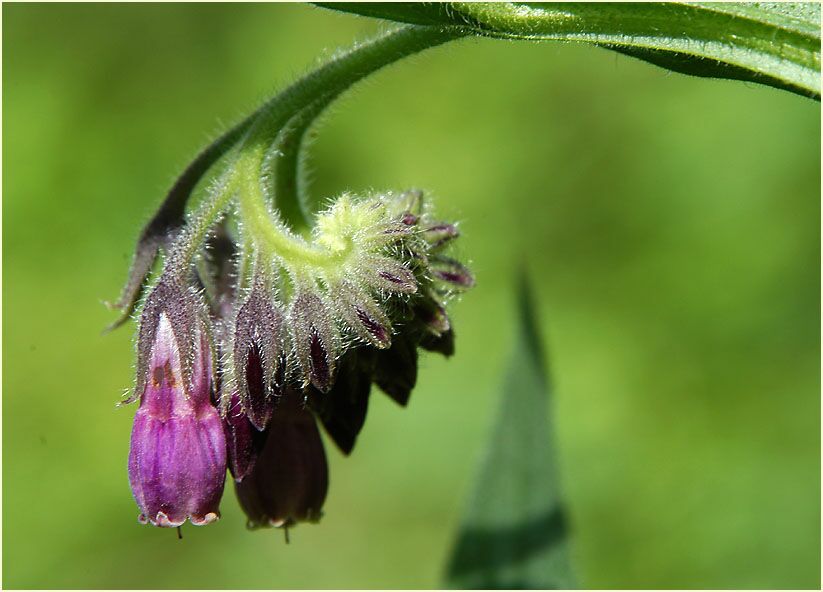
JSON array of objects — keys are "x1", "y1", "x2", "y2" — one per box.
[{"x1": 3, "y1": 3, "x2": 820, "y2": 589}]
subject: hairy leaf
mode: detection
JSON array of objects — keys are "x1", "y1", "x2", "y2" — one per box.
[
  {"x1": 315, "y1": 2, "x2": 821, "y2": 99},
  {"x1": 443, "y1": 276, "x2": 575, "y2": 589}
]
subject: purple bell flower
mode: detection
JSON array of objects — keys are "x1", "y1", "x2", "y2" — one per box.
[{"x1": 128, "y1": 307, "x2": 227, "y2": 527}]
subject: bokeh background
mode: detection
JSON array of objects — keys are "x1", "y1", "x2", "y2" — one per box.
[{"x1": 4, "y1": 3, "x2": 820, "y2": 589}]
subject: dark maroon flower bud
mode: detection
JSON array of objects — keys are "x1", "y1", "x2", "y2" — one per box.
[
  {"x1": 374, "y1": 334, "x2": 418, "y2": 407},
  {"x1": 290, "y1": 291, "x2": 339, "y2": 393},
  {"x1": 363, "y1": 256, "x2": 418, "y2": 294},
  {"x1": 422, "y1": 223, "x2": 459, "y2": 250},
  {"x1": 235, "y1": 389, "x2": 328, "y2": 529},
  {"x1": 232, "y1": 285, "x2": 285, "y2": 430},
  {"x1": 430, "y1": 255, "x2": 476, "y2": 290},
  {"x1": 128, "y1": 312, "x2": 226, "y2": 527},
  {"x1": 413, "y1": 293, "x2": 456, "y2": 357},
  {"x1": 222, "y1": 390, "x2": 268, "y2": 482},
  {"x1": 308, "y1": 351, "x2": 374, "y2": 455},
  {"x1": 335, "y1": 283, "x2": 392, "y2": 349},
  {"x1": 415, "y1": 294, "x2": 452, "y2": 337}
]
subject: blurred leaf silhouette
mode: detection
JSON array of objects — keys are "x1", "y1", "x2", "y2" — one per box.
[{"x1": 444, "y1": 274, "x2": 576, "y2": 589}]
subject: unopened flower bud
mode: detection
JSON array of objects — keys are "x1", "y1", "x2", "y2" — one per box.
[
  {"x1": 290, "y1": 291, "x2": 339, "y2": 393},
  {"x1": 422, "y1": 223, "x2": 459, "y2": 250},
  {"x1": 235, "y1": 389, "x2": 328, "y2": 529},
  {"x1": 363, "y1": 256, "x2": 418, "y2": 294},
  {"x1": 128, "y1": 312, "x2": 226, "y2": 527},
  {"x1": 232, "y1": 285, "x2": 285, "y2": 430},
  {"x1": 415, "y1": 295, "x2": 456, "y2": 357},
  {"x1": 335, "y1": 282, "x2": 392, "y2": 349},
  {"x1": 415, "y1": 294, "x2": 452, "y2": 337},
  {"x1": 430, "y1": 255, "x2": 475, "y2": 289}
]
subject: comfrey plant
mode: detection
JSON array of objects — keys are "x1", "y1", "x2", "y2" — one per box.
[
  {"x1": 122, "y1": 187, "x2": 470, "y2": 531},
  {"x1": 107, "y1": 3, "x2": 819, "y2": 542},
  {"x1": 108, "y1": 27, "x2": 473, "y2": 534}
]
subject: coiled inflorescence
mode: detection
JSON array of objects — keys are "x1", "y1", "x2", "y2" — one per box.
[{"x1": 118, "y1": 187, "x2": 473, "y2": 533}]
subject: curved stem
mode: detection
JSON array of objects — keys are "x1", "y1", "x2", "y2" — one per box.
[
  {"x1": 170, "y1": 25, "x2": 465, "y2": 273},
  {"x1": 263, "y1": 98, "x2": 330, "y2": 233},
  {"x1": 169, "y1": 172, "x2": 239, "y2": 274},
  {"x1": 232, "y1": 24, "x2": 466, "y2": 266},
  {"x1": 106, "y1": 115, "x2": 254, "y2": 328}
]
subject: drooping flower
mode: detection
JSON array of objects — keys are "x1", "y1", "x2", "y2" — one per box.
[
  {"x1": 127, "y1": 277, "x2": 227, "y2": 527},
  {"x1": 234, "y1": 387, "x2": 328, "y2": 529}
]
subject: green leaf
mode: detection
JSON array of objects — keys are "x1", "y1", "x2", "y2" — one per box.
[
  {"x1": 443, "y1": 276, "x2": 575, "y2": 589},
  {"x1": 314, "y1": 2, "x2": 821, "y2": 99}
]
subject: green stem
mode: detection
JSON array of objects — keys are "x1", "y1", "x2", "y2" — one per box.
[
  {"x1": 171, "y1": 25, "x2": 465, "y2": 273},
  {"x1": 170, "y1": 171, "x2": 239, "y2": 273},
  {"x1": 264, "y1": 97, "x2": 330, "y2": 232},
  {"x1": 231, "y1": 24, "x2": 466, "y2": 267}
]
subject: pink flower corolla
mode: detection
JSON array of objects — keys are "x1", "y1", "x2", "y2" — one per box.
[{"x1": 128, "y1": 281, "x2": 226, "y2": 527}]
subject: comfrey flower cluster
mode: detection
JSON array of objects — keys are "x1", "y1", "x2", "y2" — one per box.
[{"x1": 113, "y1": 186, "x2": 473, "y2": 533}]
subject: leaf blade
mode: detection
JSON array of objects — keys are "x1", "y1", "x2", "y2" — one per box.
[
  {"x1": 314, "y1": 2, "x2": 821, "y2": 99},
  {"x1": 443, "y1": 276, "x2": 576, "y2": 589}
]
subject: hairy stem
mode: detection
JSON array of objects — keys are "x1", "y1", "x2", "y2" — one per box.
[
  {"x1": 264, "y1": 98, "x2": 330, "y2": 232},
  {"x1": 230, "y1": 24, "x2": 466, "y2": 266}
]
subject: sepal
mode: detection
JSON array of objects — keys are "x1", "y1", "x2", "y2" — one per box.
[
  {"x1": 289, "y1": 290, "x2": 339, "y2": 393},
  {"x1": 231, "y1": 284, "x2": 285, "y2": 430}
]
